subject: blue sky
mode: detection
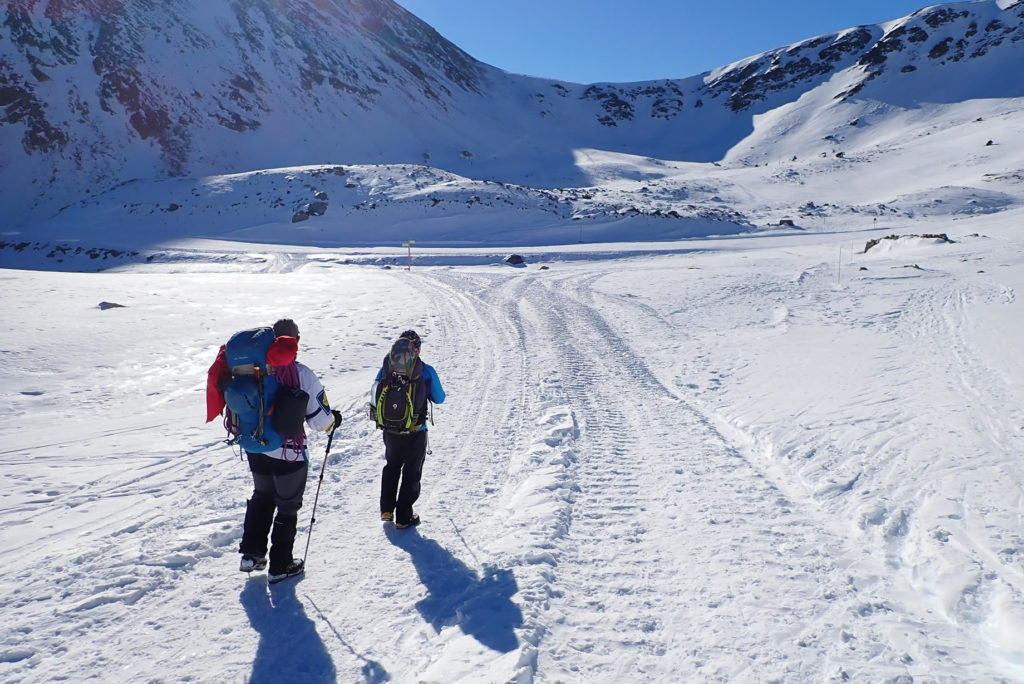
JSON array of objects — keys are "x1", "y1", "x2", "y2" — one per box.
[{"x1": 394, "y1": 1, "x2": 933, "y2": 83}]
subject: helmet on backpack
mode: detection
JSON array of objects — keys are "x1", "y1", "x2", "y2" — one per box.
[
  {"x1": 373, "y1": 333, "x2": 427, "y2": 432},
  {"x1": 399, "y1": 330, "x2": 421, "y2": 349},
  {"x1": 389, "y1": 335, "x2": 420, "y2": 376}
]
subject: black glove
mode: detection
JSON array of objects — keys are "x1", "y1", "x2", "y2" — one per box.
[{"x1": 331, "y1": 409, "x2": 343, "y2": 432}]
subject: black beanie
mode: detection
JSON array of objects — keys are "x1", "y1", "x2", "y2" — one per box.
[{"x1": 273, "y1": 319, "x2": 300, "y2": 338}]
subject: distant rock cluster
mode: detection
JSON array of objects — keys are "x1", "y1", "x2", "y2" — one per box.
[
  {"x1": 0, "y1": 241, "x2": 140, "y2": 263},
  {"x1": 863, "y1": 233, "x2": 954, "y2": 252},
  {"x1": 292, "y1": 191, "x2": 329, "y2": 223}
]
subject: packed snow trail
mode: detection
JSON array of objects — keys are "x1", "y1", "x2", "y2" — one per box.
[
  {"x1": 2, "y1": 237, "x2": 1023, "y2": 682},
  {"x1": 415, "y1": 266, "x2": 876, "y2": 681},
  {"x1": 1, "y1": 263, "x2": 848, "y2": 682}
]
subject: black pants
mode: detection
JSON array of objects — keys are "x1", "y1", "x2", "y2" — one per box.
[
  {"x1": 380, "y1": 430, "x2": 427, "y2": 525},
  {"x1": 240, "y1": 452, "x2": 307, "y2": 573}
]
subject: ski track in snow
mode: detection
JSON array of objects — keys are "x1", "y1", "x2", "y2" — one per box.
[
  {"x1": 422, "y1": 266, "x2": 884, "y2": 681},
  {"x1": 623, "y1": 245, "x2": 1024, "y2": 680},
  {"x1": 1, "y1": 235, "x2": 1023, "y2": 682}
]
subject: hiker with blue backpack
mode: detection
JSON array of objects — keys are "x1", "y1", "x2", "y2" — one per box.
[
  {"x1": 207, "y1": 318, "x2": 340, "y2": 583},
  {"x1": 371, "y1": 330, "x2": 445, "y2": 529}
]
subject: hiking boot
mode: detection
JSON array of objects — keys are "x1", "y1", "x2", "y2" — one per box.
[
  {"x1": 239, "y1": 554, "x2": 267, "y2": 573},
  {"x1": 380, "y1": 511, "x2": 393, "y2": 522},
  {"x1": 395, "y1": 514, "x2": 420, "y2": 530},
  {"x1": 268, "y1": 559, "x2": 305, "y2": 584}
]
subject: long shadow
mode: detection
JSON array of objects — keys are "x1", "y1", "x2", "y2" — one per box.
[
  {"x1": 240, "y1": 576, "x2": 337, "y2": 683},
  {"x1": 386, "y1": 526, "x2": 522, "y2": 653},
  {"x1": 305, "y1": 595, "x2": 390, "y2": 684}
]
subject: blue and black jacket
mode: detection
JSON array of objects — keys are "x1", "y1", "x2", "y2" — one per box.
[{"x1": 372, "y1": 359, "x2": 445, "y2": 432}]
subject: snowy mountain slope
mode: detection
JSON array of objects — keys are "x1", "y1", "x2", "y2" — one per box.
[
  {"x1": 1, "y1": 210, "x2": 1023, "y2": 682},
  {"x1": 2, "y1": 161, "x2": 752, "y2": 257},
  {"x1": 3, "y1": 91, "x2": 1022, "y2": 267},
  {"x1": 2, "y1": 0, "x2": 1024, "y2": 232}
]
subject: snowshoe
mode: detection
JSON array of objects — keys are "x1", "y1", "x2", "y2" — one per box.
[
  {"x1": 240, "y1": 554, "x2": 267, "y2": 573},
  {"x1": 268, "y1": 559, "x2": 305, "y2": 584}
]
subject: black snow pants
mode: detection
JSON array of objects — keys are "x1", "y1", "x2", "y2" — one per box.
[
  {"x1": 380, "y1": 430, "x2": 427, "y2": 526},
  {"x1": 240, "y1": 452, "x2": 308, "y2": 573}
]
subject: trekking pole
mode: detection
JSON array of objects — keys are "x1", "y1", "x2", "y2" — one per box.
[{"x1": 303, "y1": 411, "x2": 341, "y2": 561}]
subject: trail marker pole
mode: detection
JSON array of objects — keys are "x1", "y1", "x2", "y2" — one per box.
[{"x1": 403, "y1": 240, "x2": 415, "y2": 271}]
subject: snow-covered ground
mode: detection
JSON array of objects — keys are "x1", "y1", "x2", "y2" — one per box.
[
  {"x1": 3, "y1": 7, "x2": 1024, "y2": 678},
  {"x1": 2, "y1": 201, "x2": 1023, "y2": 681}
]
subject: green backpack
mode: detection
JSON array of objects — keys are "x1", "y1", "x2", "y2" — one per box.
[{"x1": 374, "y1": 337, "x2": 427, "y2": 433}]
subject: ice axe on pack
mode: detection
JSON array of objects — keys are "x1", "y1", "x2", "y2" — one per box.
[{"x1": 302, "y1": 409, "x2": 342, "y2": 563}]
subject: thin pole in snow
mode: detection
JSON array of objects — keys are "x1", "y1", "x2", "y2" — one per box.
[
  {"x1": 303, "y1": 425, "x2": 336, "y2": 563},
  {"x1": 403, "y1": 240, "x2": 415, "y2": 271}
]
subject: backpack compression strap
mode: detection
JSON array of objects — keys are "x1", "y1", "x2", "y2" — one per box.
[{"x1": 375, "y1": 373, "x2": 418, "y2": 431}]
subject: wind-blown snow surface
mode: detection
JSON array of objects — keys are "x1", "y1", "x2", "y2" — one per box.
[{"x1": 2, "y1": 206, "x2": 1024, "y2": 682}]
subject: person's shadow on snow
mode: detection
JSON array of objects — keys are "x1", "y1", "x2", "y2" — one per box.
[
  {"x1": 240, "y1": 575, "x2": 338, "y2": 684},
  {"x1": 386, "y1": 526, "x2": 522, "y2": 653}
]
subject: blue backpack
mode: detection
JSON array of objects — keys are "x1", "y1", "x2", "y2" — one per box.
[{"x1": 223, "y1": 327, "x2": 283, "y2": 453}]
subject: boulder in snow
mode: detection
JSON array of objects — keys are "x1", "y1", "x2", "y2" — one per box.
[{"x1": 864, "y1": 233, "x2": 953, "y2": 253}]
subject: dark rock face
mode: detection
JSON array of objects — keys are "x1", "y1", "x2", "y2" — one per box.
[
  {"x1": 563, "y1": 1, "x2": 1022, "y2": 132},
  {"x1": 4, "y1": 0, "x2": 483, "y2": 152},
  {"x1": 0, "y1": 60, "x2": 69, "y2": 153},
  {"x1": 706, "y1": 28, "x2": 876, "y2": 112},
  {"x1": 1, "y1": 0, "x2": 487, "y2": 222}
]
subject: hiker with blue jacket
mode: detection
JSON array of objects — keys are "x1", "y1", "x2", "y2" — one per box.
[{"x1": 371, "y1": 330, "x2": 445, "y2": 528}]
